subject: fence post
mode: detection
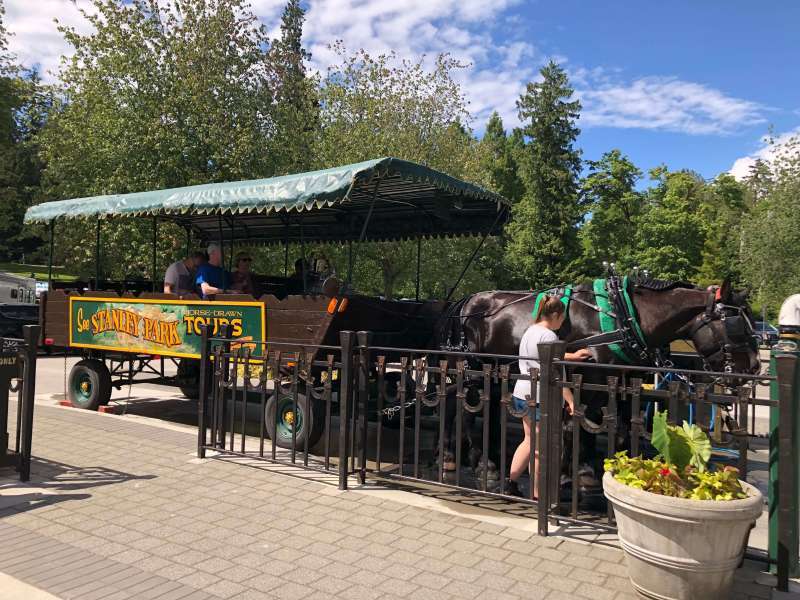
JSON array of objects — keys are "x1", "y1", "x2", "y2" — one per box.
[
  {"x1": 197, "y1": 324, "x2": 210, "y2": 459},
  {"x1": 537, "y1": 340, "x2": 566, "y2": 536},
  {"x1": 216, "y1": 324, "x2": 233, "y2": 449},
  {"x1": 772, "y1": 353, "x2": 800, "y2": 589},
  {"x1": 339, "y1": 331, "x2": 355, "y2": 490},
  {"x1": 18, "y1": 325, "x2": 39, "y2": 482},
  {"x1": 357, "y1": 331, "x2": 372, "y2": 485}
]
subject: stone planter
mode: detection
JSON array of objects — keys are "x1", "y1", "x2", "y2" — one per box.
[{"x1": 603, "y1": 471, "x2": 763, "y2": 600}]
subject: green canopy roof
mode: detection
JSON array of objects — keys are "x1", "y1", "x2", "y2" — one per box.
[{"x1": 24, "y1": 157, "x2": 509, "y2": 244}]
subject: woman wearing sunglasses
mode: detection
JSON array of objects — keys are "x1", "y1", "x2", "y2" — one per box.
[{"x1": 231, "y1": 252, "x2": 256, "y2": 296}]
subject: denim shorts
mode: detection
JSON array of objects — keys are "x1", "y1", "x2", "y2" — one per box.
[{"x1": 512, "y1": 396, "x2": 540, "y2": 421}]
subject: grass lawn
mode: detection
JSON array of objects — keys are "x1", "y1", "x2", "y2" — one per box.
[{"x1": 0, "y1": 262, "x2": 79, "y2": 282}]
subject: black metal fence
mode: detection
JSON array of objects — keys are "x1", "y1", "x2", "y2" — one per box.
[
  {"x1": 0, "y1": 325, "x2": 39, "y2": 481},
  {"x1": 196, "y1": 328, "x2": 796, "y2": 589}
]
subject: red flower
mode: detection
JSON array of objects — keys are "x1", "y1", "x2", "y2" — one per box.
[{"x1": 659, "y1": 468, "x2": 671, "y2": 476}]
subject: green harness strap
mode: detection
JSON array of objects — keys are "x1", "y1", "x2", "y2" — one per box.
[
  {"x1": 532, "y1": 286, "x2": 573, "y2": 320},
  {"x1": 593, "y1": 276, "x2": 647, "y2": 363}
]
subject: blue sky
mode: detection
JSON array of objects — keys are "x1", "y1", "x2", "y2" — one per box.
[
  {"x1": 522, "y1": 1, "x2": 800, "y2": 179},
  {"x1": 6, "y1": 0, "x2": 798, "y2": 180}
]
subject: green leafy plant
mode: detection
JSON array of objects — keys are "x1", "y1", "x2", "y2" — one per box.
[
  {"x1": 604, "y1": 410, "x2": 747, "y2": 501},
  {"x1": 651, "y1": 410, "x2": 712, "y2": 472}
]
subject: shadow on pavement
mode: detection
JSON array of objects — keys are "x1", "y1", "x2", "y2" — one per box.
[{"x1": 0, "y1": 457, "x2": 156, "y2": 515}]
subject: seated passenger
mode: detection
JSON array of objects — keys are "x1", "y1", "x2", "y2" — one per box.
[
  {"x1": 164, "y1": 251, "x2": 205, "y2": 296},
  {"x1": 195, "y1": 243, "x2": 230, "y2": 299},
  {"x1": 230, "y1": 252, "x2": 255, "y2": 296}
]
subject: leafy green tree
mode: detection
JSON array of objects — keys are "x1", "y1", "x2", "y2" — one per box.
[
  {"x1": 632, "y1": 168, "x2": 707, "y2": 281},
  {"x1": 269, "y1": 0, "x2": 318, "y2": 173},
  {"x1": 504, "y1": 60, "x2": 583, "y2": 288},
  {"x1": 37, "y1": 0, "x2": 281, "y2": 279},
  {"x1": 739, "y1": 137, "x2": 800, "y2": 316},
  {"x1": 314, "y1": 45, "x2": 489, "y2": 299},
  {"x1": 578, "y1": 149, "x2": 643, "y2": 276},
  {"x1": 696, "y1": 174, "x2": 747, "y2": 286},
  {"x1": 0, "y1": 0, "x2": 49, "y2": 262}
]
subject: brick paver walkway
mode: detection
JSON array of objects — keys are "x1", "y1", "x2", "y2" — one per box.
[{"x1": 0, "y1": 402, "x2": 772, "y2": 600}]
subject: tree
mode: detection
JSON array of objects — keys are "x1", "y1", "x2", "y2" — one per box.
[
  {"x1": 476, "y1": 112, "x2": 524, "y2": 203},
  {"x1": 0, "y1": 0, "x2": 49, "y2": 261},
  {"x1": 37, "y1": 0, "x2": 282, "y2": 279},
  {"x1": 315, "y1": 45, "x2": 487, "y2": 299},
  {"x1": 504, "y1": 60, "x2": 583, "y2": 288},
  {"x1": 696, "y1": 174, "x2": 747, "y2": 285},
  {"x1": 269, "y1": 0, "x2": 318, "y2": 173},
  {"x1": 631, "y1": 168, "x2": 707, "y2": 281},
  {"x1": 739, "y1": 136, "x2": 800, "y2": 316},
  {"x1": 578, "y1": 149, "x2": 643, "y2": 276}
]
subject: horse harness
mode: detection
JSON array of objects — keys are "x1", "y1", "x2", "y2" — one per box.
[{"x1": 566, "y1": 276, "x2": 659, "y2": 365}]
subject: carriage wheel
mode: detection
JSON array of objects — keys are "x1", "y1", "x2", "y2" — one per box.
[
  {"x1": 177, "y1": 358, "x2": 201, "y2": 400},
  {"x1": 68, "y1": 359, "x2": 112, "y2": 410},
  {"x1": 265, "y1": 388, "x2": 324, "y2": 450}
]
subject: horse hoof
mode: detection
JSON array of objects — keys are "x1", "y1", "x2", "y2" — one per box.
[
  {"x1": 440, "y1": 450, "x2": 457, "y2": 472},
  {"x1": 467, "y1": 447, "x2": 482, "y2": 470},
  {"x1": 474, "y1": 459, "x2": 499, "y2": 481}
]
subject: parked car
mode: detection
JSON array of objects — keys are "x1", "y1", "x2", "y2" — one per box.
[{"x1": 754, "y1": 321, "x2": 779, "y2": 346}]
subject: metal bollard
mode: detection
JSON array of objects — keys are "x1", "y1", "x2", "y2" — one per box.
[{"x1": 768, "y1": 296, "x2": 800, "y2": 586}]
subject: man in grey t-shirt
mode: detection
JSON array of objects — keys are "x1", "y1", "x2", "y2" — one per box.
[{"x1": 164, "y1": 252, "x2": 205, "y2": 296}]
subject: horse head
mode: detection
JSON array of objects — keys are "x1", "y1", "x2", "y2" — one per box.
[{"x1": 683, "y1": 279, "x2": 761, "y2": 375}]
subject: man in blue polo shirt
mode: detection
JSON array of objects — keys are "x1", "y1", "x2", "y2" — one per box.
[{"x1": 196, "y1": 243, "x2": 230, "y2": 298}]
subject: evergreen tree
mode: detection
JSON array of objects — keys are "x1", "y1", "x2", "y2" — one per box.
[
  {"x1": 578, "y1": 149, "x2": 643, "y2": 276},
  {"x1": 269, "y1": 0, "x2": 318, "y2": 173},
  {"x1": 504, "y1": 61, "x2": 583, "y2": 288},
  {"x1": 478, "y1": 112, "x2": 524, "y2": 202}
]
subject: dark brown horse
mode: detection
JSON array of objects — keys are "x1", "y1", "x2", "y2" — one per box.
[{"x1": 438, "y1": 278, "x2": 761, "y2": 480}]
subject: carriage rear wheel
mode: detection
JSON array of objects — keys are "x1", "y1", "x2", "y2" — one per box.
[
  {"x1": 265, "y1": 388, "x2": 325, "y2": 450},
  {"x1": 177, "y1": 358, "x2": 201, "y2": 400},
  {"x1": 68, "y1": 359, "x2": 112, "y2": 410}
]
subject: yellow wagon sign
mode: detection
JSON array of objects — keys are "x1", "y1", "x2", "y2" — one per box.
[{"x1": 69, "y1": 297, "x2": 265, "y2": 359}]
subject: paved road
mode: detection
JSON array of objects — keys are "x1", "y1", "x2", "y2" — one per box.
[{"x1": 0, "y1": 400, "x2": 775, "y2": 600}]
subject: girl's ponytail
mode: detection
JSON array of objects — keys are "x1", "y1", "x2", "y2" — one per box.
[{"x1": 534, "y1": 295, "x2": 565, "y2": 323}]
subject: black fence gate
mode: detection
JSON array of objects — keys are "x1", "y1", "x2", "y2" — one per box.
[
  {"x1": 0, "y1": 324, "x2": 39, "y2": 481},
  {"x1": 196, "y1": 327, "x2": 797, "y2": 589}
]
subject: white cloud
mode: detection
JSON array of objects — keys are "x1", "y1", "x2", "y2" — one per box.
[
  {"x1": 4, "y1": 0, "x2": 768, "y2": 140},
  {"x1": 4, "y1": 0, "x2": 97, "y2": 81},
  {"x1": 729, "y1": 128, "x2": 800, "y2": 180},
  {"x1": 578, "y1": 76, "x2": 766, "y2": 135}
]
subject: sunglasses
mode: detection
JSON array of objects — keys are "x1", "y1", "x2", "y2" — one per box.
[{"x1": 239, "y1": 258, "x2": 252, "y2": 263}]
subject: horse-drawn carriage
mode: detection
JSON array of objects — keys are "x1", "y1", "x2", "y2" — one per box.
[{"x1": 25, "y1": 157, "x2": 509, "y2": 448}]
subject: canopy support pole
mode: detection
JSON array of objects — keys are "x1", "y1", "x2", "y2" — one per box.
[
  {"x1": 342, "y1": 178, "x2": 381, "y2": 294},
  {"x1": 228, "y1": 216, "x2": 234, "y2": 272},
  {"x1": 185, "y1": 226, "x2": 191, "y2": 257},
  {"x1": 300, "y1": 218, "x2": 306, "y2": 294},
  {"x1": 151, "y1": 217, "x2": 158, "y2": 292},
  {"x1": 94, "y1": 219, "x2": 101, "y2": 291},
  {"x1": 217, "y1": 215, "x2": 225, "y2": 272},
  {"x1": 357, "y1": 179, "x2": 381, "y2": 243},
  {"x1": 444, "y1": 207, "x2": 507, "y2": 303},
  {"x1": 415, "y1": 237, "x2": 421, "y2": 302},
  {"x1": 47, "y1": 221, "x2": 54, "y2": 291},
  {"x1": 347, "y1": 240, "x2": 353, "y2": 286}
]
